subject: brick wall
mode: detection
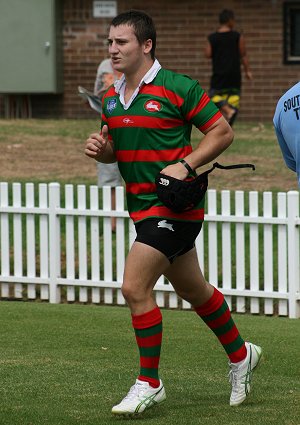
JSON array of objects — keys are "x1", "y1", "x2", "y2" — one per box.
[{"x1": 1, "y1": 0, "x2": 299, "y2": 121}]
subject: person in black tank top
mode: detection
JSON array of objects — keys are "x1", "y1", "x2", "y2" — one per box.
[{"x1": 205, "y1": 9, "x2": 252, "y2": 125}]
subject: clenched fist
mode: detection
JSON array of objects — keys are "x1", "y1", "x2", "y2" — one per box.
[{"x1": 85, "y1": 125, "x2": 109, "y2": 161}]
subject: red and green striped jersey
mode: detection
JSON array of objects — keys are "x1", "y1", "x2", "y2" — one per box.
[{"x1": 101, "y1": 68, "x2": 222, "y2": 223}]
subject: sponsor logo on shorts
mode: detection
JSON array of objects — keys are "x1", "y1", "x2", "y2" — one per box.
[
  {"x1": 144, "y1": 100, "x2": 162, "y2": 112},
  {"x1": 157, "y1": 220, "x2": 174, "y2": 231},
  {"x1": 159, "y1": 177, "x2": 169, "y2": 186}
]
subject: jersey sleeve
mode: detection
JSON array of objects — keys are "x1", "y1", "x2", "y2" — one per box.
[
  {"x1": 181, "y1": 80, "x2": 222, "y2": 132},
  {"x1": 274, "y1": 117, "x2": 297, "y2": 172}
]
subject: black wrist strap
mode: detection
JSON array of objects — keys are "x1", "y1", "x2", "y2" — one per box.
[{"x1": 180, "y1": 159, "x2": 194, "y2": 174}]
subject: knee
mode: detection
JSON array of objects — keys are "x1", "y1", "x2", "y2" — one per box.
[
  {"x1": 121, "y1": 282, "x2": 146, "y2": 305},
  {"x1": 121, "y1": 283, "x2": 134, "y2": 303}
]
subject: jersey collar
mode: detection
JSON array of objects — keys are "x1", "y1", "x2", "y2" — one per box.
[{"x1": 114, "y1": 59, "x2": 161, "y2": 110}]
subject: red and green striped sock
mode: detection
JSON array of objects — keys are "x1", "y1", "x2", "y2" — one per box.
[
  {"x1": 195, "y1": 287, "x2": 247, "y2": 363},
  {"x1": 132, "y1": 306, "x2": 162, "y2": 388}
]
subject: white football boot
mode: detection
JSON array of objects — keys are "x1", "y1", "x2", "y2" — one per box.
[
  {"x1": 112, "y1": 379, "x2": 166, "y2": 416},
  {"x1": 229, "y1": 342, "x2": 262, "y2": 406}
]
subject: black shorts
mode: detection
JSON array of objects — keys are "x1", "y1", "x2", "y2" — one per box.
[{"x1": 134, "y1": 218, "x2": 202, "y2": 263}]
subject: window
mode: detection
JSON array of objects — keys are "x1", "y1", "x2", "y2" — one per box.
[{"x1": 284, "y1": 2, "x2": 300, "y2": 63}]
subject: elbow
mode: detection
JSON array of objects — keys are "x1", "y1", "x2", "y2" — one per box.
[{"x1": 223, "y1": 122, "x2": 234, "y2": 149}]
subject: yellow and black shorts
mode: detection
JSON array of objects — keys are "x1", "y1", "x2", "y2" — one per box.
[{"x1": 209, "y1": 89, "x2": 240, "y2": 110}]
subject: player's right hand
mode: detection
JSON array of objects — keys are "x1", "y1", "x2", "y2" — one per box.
[{"x1": 85, "y1": 125, "x2": 109, "y2": 160}]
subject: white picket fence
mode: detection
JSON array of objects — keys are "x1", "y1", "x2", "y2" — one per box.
[{"x1": 0, "y1": 182, "x2": 299, "y2": 318}]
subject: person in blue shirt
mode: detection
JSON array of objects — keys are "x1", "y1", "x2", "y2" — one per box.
[{"x1": 273, "y1": 82, "x2": 300, "y2": 187}]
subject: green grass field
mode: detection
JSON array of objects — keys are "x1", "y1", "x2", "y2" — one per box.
[{"x1": 0, "y1": 302, "x2": 299, "y2": 425}]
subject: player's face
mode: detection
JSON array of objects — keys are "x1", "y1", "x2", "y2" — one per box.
[{"x1": 108, "y1": 24, "x2": 148, "y2": 75}]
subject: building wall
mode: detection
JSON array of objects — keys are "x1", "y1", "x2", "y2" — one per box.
[{"x1": 1, "y1": 0, "x2": 299, "y2": 121}]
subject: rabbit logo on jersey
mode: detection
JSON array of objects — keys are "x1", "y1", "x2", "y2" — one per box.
[{"x1": 144, "y1": 100, "x2": 162, "y2": 112}]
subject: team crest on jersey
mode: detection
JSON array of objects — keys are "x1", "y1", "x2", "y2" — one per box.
[
  {"x1": 107, "y1": 98, "x2": 117, "y2": 114},
  {"x1": 144, "y1": 100, "x2": 162, "y2": 112}
]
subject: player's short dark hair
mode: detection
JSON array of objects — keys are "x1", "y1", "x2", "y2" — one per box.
[
  {"x1": 219, "y1": 9, "x2": 235, "y2": 24},
  {"x1": 110, "y1": 10, "x2": 156, "y2": 60}
]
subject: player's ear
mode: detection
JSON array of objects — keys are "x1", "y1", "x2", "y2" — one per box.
[{"x1": 143, "y1": 39, "x2": 152, "y2": 54}]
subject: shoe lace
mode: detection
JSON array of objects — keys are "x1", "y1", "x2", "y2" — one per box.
[
  {"x1": 228, "y1": 363, "x2": 239, "y2": 387},
  {"x1": 229, "y1": 360, "x2": 252, "y2": 396},
  {"x1": 123, "y1": 381, "x2": 148, "y2": 401}
]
